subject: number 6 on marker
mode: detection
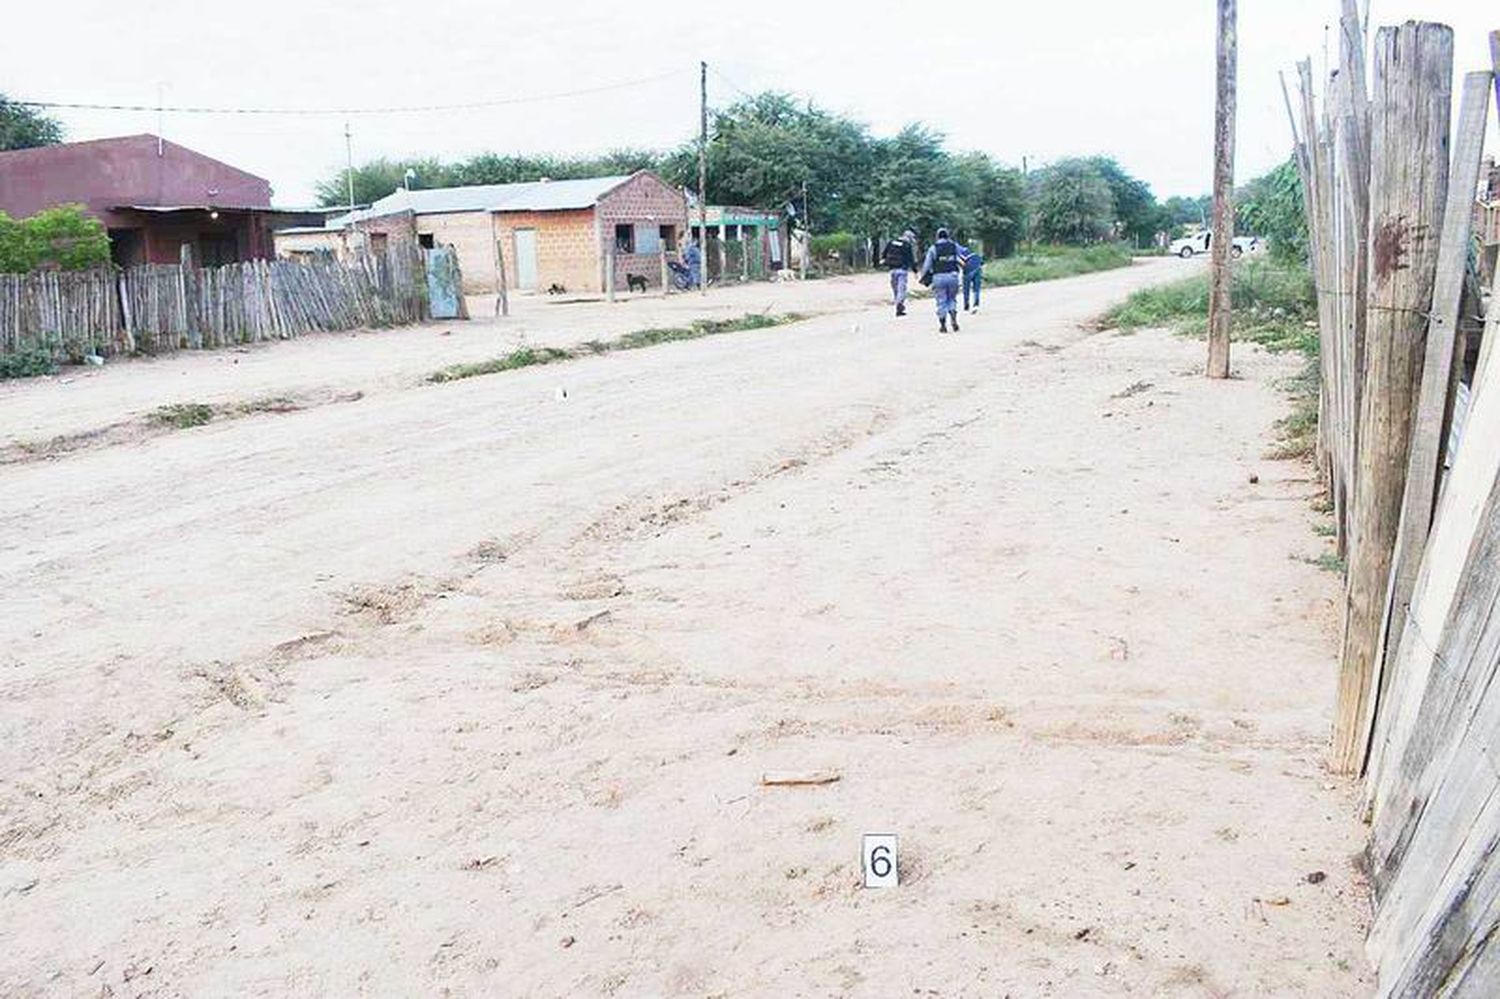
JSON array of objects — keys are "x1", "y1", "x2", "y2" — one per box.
[{"x1": 862, "y1": 833, "x2": 899, "y2": 888}]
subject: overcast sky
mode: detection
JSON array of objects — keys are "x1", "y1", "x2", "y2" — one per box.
[{"x1": 6, "y1": 0, "x2": 1494, "y2": 207}]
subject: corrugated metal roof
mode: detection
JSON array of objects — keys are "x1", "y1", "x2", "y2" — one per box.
[
  {"x1": 345, "y1": 175, "x2": 633, "y2": 222},
  {"x1": 118, "y1": 204, "x2": 305, "y2": 214}
]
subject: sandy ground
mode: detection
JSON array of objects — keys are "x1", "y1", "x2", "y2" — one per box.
[{"x1": 0, "y1": 260, "x2": 1371, "y2": 997}]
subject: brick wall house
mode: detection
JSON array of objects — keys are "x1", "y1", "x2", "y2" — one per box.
[
  {"x1": 594, "y1": 172, "x2": 692, "y2": 292},
  {"x1": 0, "y1": 134, "x2": 316, "y2": 266},
  {"x1": 491, "y1": 209, "x2": 598, "y2": 293},
  {"x1": 302, "y1": 172, "x2": 687, "y2": 296}
]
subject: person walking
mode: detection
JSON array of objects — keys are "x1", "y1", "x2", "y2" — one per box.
[
  {"x1": 919, "y1": 227, "x2": 962, "y2": 333},
  {"x1": 683, "y1": 237, "x2": 703, "y2": 290},
  {"x1": 960, "y1": 245, "x2": 984, "y2": 313},
  {"x1": 882, "y1": 229, "x2": 917, "y2": 316}
]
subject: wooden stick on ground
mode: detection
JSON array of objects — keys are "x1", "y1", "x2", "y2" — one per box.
[{"x1": 760, "y1": 770, "x2": 841, "y2": 787}]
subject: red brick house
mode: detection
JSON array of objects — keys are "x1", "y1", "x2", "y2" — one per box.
[
  {"x1": 0, "y1": 134, "x2": 319, "y2": 266},
  {"x1": 286, "y1": 171, "x2": 688, "y2": 295}
]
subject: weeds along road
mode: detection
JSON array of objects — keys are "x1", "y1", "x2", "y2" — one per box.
[{"x1": 0, "y1": 260, "x2": 1370, "y2": 996}]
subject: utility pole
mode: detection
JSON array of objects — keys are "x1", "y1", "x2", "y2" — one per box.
[
  {"x1": 1207, "y1": 0, "x2": 1237, "y2": 379},
  {"x1": 799, "y1": 178, "x2": 809, "y2": 281},
  {"x1": 344, "y1": 122, "x2": 356, "y2": 210},
  {"x1": 698, "y1": 60, "x2": 708, "y2": 295},
  {"x1": 1021, "y1": 156, "x2": 1030, "y2": 246}
]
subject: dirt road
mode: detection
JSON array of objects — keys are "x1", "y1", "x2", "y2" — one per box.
[{"x1": 1, "y1": 261, "x2": 1370, "y2": 996}]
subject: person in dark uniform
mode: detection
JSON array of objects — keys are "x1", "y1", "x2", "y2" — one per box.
[
  {"x1": 919, "y1": 227, "x2": 962, "y2": 333},
  {"x1": 960, "y1": 246, "x2": 984, "y2": 313},
  {"x1": 882, "y1": 229, "x2": 917, "y2": 316}
]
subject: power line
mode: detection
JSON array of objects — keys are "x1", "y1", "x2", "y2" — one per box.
[
  {"x1": 710, "y1": 66, "x2": 821, "y2": 109},
  {"x1": 11, "y1": 69, "x2": 690, "y2": 118},
  {"x1": 710, "y1": 67, "x2": 757, "y2": 102}
]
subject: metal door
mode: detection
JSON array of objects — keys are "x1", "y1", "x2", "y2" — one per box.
[
  {"x1": 514, "y1": 229, "x2": 539, "y2": 290},
  {"x1": 424, "y1": 245, "x2": 465, "y2": 319}
]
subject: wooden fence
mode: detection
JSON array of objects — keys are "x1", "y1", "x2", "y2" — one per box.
[
  {"x1": 1288, "y1": 5, "x2": 1500, "y2": 992},
  {"x1": 0, "y1": 243, "x2": 429, "y2": 360}
]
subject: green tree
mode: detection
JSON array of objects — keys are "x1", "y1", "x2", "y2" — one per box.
[
  {"x1": 1089, "y1": 156, "x2": 1160, "y2": 246},
  {"x1": 1032, "y1": 158, "x2": 1115, "y2": 244},
  {"x1": 320, "y1": 150, "x2": 669, "y2": 207},
  {"x1": 952, "y1": 152, "x2": 1025, "y2": 256},
  {"x1": 858, "y1": 126, "x2": 961, "y2": 239},
  {"x1": 685, "y1": 93, "x2": 877, "y2": 234},
  {"x1": 314, "y1": 157, "x2": 456, "y2": 207},
  {"x1": 0, "y1": 95, "x2": 63, "y2": 150},
  {"x1": 450, "y1": 149, "x2": 662, "y2": 186},
  {"x1": 0, "y1": 204, "x2": 110, "y2": 273},
  {"x1": 1162, "y1": 195, "x2": 1210, "y2": 235},
  {"x1": 1236, "y1": 158, "x2": 1307, "y2": 262}
]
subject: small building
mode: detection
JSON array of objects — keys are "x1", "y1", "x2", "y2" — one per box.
[
  {"x1": 687, "y1": 202, "x2": 789, "y2": 280},
  {"x1": 281, "y1": 171, "x2": 688, "y2": 295},
  {"x1": 0, "y1": 134, "x2": 320, "y2": 266}
]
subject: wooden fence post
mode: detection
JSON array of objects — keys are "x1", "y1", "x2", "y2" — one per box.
[
  {"x1": 1330, "y1": 1, "x2": 1372, "y2": 556},
  {"x1": 1332, "y1": 21, "x2": 1454, "y2": 775},
  {"x1": 1369, "y1": 70, "x2": 1493, "y2": 773},
  {"x1": 177, "y1": 243, "x2": 195, "y2": 348},
  {"x1": 1206, "y1": 0, "x2": 1236, "y2": 379},
  {"x1": 492, "y1": 227, "x2": 510, "y2": 318}
]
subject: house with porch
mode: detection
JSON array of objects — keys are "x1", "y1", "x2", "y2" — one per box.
[
  {"x1": 283, "y1": 171, "x2": 689, "y2": 295},
  {"x1": 687, "y1": 202, "x2": 789, "y2": 281},
  {"x1": 0, "y1": 134, "x2": 320, "y2": 266}
]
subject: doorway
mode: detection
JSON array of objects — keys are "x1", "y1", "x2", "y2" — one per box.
[{"x1": 513, "y1": 229, "x2": 538, "y2": 290}]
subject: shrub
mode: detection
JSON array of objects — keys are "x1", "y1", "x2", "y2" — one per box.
[
  {"x1": 983, "y1": 244, "x2": 1132, "y2": 287},
  {"x1": 149, "y1": 403, "x2": 216, "y2": 428},
  {"x1": 0, "y1": 345, "x2": 56, "y2": 379},
  {"x1": 0, "y1": 204, "x2": 111, "y2": 273},
  {"x1": 809, "y1": 232, "x2": 857, "y2": 258}
]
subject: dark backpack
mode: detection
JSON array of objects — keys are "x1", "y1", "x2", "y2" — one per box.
[{"x1": 881, "y1": 240, "x2": 908, "y2": 269}]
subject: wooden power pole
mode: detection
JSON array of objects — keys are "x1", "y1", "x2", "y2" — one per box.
[
  {"x1": 1207, "y1": 0, "x2": 1237, "y2": 379},
  {"x1": 698, "y1": 60, "x2": 708, "y2": 295}
]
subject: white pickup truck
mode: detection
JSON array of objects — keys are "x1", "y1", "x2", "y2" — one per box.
[{"x1": 1169, "y1": 232, "x2": 1260, "y2": 258}]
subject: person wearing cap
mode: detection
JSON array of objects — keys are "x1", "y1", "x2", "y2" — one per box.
[
  {"x1": 919, "y1": 227, "x2": 962, "y2": 333},
  {"x1": 881, "y1": 230, "x2": 917, "y2": 316}
]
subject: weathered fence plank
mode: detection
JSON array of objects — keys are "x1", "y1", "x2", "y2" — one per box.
[
  {"x1": 0, "y1": 243, "x2": 431, "y2": 367},
  {"x1": 1332, "y1": 21, "x2": 1454, "y2": 775},
  {"x1": 1367, "y1": 70, "x2": 1494, "y2": 781}
]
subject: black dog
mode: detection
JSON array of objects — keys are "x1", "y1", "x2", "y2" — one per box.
[{"x1": 626, "y1": 273, "x2": 648, "y2": 293}]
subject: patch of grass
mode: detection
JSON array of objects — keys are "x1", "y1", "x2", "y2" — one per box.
[
  {"x1": 426, "y1": 312, "x2": 806, "y2": 385},
  {"x1": 1, "y1": 345, "x2": 58, "y2": 380},
  {"x1": 1312, "y1": 522, "x2": 1337, "y2": 537},
  {"x1": 984, "y1": 244, "x2": 1133, "y2": 287},
  {"x1": 427, "y1": 346, "x2": 571, "y2": 383},
  {"x1": 236, "y1": 395, "x2": 300, "y2": 415},
  {"x1": 1103, "y1": 259, "x2": 1321, "y2": 462},
  {"x1": 1297, "y1": 551, "x2": 1347, "y2": 574},
  {"x1": 1103, "y1": 259, "x2": 1315, "y2": 344},
  {"x1": 615, "y1": 312, "x2": 795, "y2": 350},
  {"x1": 148, "y1": 402, "x2": 216, "y2": 429},
  {"x1": 1266, "y1": 356, "x2": 1320, "y2": 460}
]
